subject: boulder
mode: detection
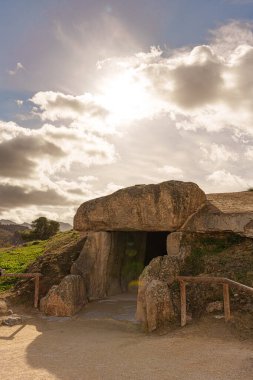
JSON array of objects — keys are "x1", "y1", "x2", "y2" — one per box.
[
  {"x1": 12, "y1": 232, "x2": 87, "y2": 304},
  {"x1": 182, "y1": 192, "x2": 253, "y2": 237},
  {"x1": 40, "y1": 275, "x2": 87, "y2": 316},
  {"x1": 74, "y1": 181, "x2": 206, "y2": 232},
  {"x1": 145, "y1": 280, "x2": 175, "y2": 332},
  {"x1": 206, "y1": 301, "x2": 223, "y2": 313},
  {"x1": 136, "y1": 256, "x2": 180, "y2": 331},
  {"x1": 2, "y1": 315, "x2": 23, "y2": 326}
]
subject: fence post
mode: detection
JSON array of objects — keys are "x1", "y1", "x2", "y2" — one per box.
[
  {"x1": 180, "y1": 281, "x2": 187, "y2": 327},
  {"x1": 223, "y1": 283, "x2": 231, "y2": 322},
  {"x1": 34, "y1": 275, "x2": 40, "y2": 308}
]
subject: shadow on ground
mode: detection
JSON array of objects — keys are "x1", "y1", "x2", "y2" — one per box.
[{"x1": 0, "y1": 296, "x2": 253, "y2": 380}]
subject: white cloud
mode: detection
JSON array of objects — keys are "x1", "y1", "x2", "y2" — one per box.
[
  {"x1": 200, "y1": 143, "x2": 238, "y2": 163},
  {"x1": 245, "y1": 146, "x2": 253, "y2": 159},
  {"x1": 31, "y1": 91, "x2": 108, "y2": 122},
  {"x1": 16, "y1": 100, "x2": 23, "y2": 107},
  {"x1": 92, "y1": 22, "x2": 253, "y2": 137},
  {"x1": 8, "y1": 62, "x2": 24, "y2": 76},
  {"x1": 206, "y1": 170, "x2": 252, "y2": 192},
  {"x1": 158, "y1": 165, "x2": 183, "y2": 179}
]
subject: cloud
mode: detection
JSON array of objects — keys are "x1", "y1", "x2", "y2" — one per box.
[
  {"x1": 245, "y1": 146, "x2": 253, "y2": 159},
  {"x1": 200, "y1": 143, "x2": 238, "y2": 164},
  {"x1": 31, "y1": 91, "x2": 108, "y2": 122},
  {"x1": 158, "y1": 165, "x2": 183, "y2": 179},
  {"x1": 206, "y1": 170, "x2": 253, "y2": 192},
  {"x1": 0, "y1": 134, "x2": 64, "y2": 178},
  {"x1": 0, "y1": 121, "x2": 117, "y2": 179},
  {"x1": 16, "y1": 100, "x2": 23, "y2": 107},
  {"x1": 0, "y1": 183, "x2": 73, "y2": 210},
  {"x1": 93, "y1": 22, "x2": 253, "y2": 137},
  {"x1": 8, "y1": 62, "x2": 24, "y2": 76}
]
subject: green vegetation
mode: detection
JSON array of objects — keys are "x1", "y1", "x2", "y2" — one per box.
[
  {"x1": 181, "y1": 233, "x2": 244, "y2": 276},
  {"x1": 21, "y1": 217, "x2": 60, "y2": 241},
  {"x1": 45, "y1": 230, "x2": 78, "y2": 252},
  {"x1": 0, "y1": 240, "x2": 47, "y2": 291},
  {"x1": 0, "y1": 230, "x2": 76, "y2": 292}
]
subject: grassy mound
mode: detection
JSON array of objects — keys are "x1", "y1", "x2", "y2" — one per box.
[
  {"x1": 0, "y1": 241, "x2": 46, "y2": 291},
  {"x1": 0, "y1": 230, "x2": 81, "y2": 292}
]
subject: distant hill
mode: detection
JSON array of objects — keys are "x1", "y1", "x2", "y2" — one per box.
[
  {"x1": 0, "y1": 219, "x2": 17, "y2": 225},
  {"x1": 59, "y1": 222, "x2": 72, "y2": 232},
  {"x1": 0, "y1": 219, "x2": 72, "y2": 247},
  {"x1": 0, "y1": 224, "x2": 28, "y2": 247}
]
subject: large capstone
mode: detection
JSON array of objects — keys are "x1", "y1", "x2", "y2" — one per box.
[{"x1": 74, "y1": 181, "x2": 206, "y2": 232}]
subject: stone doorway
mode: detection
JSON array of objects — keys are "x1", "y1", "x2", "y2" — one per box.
[
  {"x1": 107, "y1": 231, "x2": 169, "y2": 296},
  {"x1": 144, "y1": 232, "x2": 168, "y2": 266}
]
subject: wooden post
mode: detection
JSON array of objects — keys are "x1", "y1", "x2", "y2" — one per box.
[
  {"x1": 34, "y1": 275, "x2": 40, "y2": 308},
  {"x1": 223, "y1": 283, "x2": 231, "y2": 322},
  {"x1": 180, "y1": 281, "x2": 187, "y2": 327}
]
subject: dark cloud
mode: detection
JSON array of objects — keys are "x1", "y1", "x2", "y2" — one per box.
[
  {"x1": 0, "y1": 135, "x2": 65, "y2": 178},
  {"x1": 0, "y1": 183, "x2": 74, "y2": 210},
  {"x1": 171, "y1": 59, "x2": 223, "y2": 109}
]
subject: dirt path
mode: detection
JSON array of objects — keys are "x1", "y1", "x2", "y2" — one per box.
[{"x1": 0, "y1": 310, "x2": 252, "y2": 380}]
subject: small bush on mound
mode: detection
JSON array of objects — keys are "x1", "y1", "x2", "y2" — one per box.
[{"x1": 21, "y1": 217, "x2": 60, "y2": 241}]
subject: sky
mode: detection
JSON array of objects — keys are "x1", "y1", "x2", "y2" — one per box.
[{"x1": 1, "y1": 0, "x2": 253, "y2": 224}]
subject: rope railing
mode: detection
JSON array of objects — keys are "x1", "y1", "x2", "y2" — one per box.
[{"x1": 177, "y1": 275, "x2": 253, "y2": 327}]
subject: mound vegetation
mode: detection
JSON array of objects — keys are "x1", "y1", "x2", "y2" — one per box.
[{"x1": 0, "y1": 230, "x2": 83, "y2": 293}]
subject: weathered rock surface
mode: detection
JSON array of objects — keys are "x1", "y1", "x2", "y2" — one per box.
[
  {"x1": 40, "y1": 275, "x2": 86, "y2": 316},
  {"x1": 11, "y1": 232, "x2": 87, "y2": 304},
  {"x1": 136, "y1": 256, "x2": 180, "y2": 331},
  {"x1": 206, "y1": 301, "x2": 223, "y2": 313},
  {"x1": 71, "y1": 232, "x2": 112, "y2": 299},
  {"x1": 145, "y1": 280, "x2": 175, "y2": 331},
  {"x1": 181, "y1": 238, "x2": 253, "y2": 317},
  {"x1": 167, "y1": 232, "x2": 191, "y2": 258},
  {"x1": 71, "y1": 231, "x2": 147, "y2": 299},
  {"x1": 182, "y1": 192, "x2": 253, "y2": 237},
  {"x1": 74, "y1": 181, "x2": 206, "y2": 232},
  {"x1": 2, "y1": 315, "x2": 23, "y2": 326}
]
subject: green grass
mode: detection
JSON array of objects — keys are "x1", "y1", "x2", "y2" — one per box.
[
  {"x1": 0, "y1": 230, "x2": 79, "y2": 292},
  {"x1": 0, "y1": 240, "x2": 47, "y2": 291},
  {"x1": 181, "y1": 234, "x2": 244, "y2": 276}
]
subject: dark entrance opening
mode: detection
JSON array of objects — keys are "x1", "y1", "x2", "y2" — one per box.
[
  {"x1": 106, "y1": 230, "x2": 170, "y2": 296},
  {"x1": 144, "y1": 232, "x2": 168, "y2": 266}
]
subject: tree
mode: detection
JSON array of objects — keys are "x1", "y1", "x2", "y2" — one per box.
[{"x1": 22, "y1": 217, "x2": 60, "y2": 241}]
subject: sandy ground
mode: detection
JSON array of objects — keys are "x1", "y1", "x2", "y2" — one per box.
[{"x1": 0, "y1": 295, "x2": 252, "y2": 380}]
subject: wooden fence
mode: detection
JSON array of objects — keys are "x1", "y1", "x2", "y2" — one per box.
[
  {"x1": 177, "y1": 276, "x2": 253, "y2": 327},
  {"x1": 0, "y1": 271, "x2": 41, "y2": 308}
]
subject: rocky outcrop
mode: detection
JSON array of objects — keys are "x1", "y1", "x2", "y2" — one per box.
[
  {"x1": 40, "y1": 275, "x2": 87, "y2": 316},
  {"x1": 136, "y1": 256, "x2": 180, "y2": 331},
  {"x1": 12, "y1": 231, "x2": 87, "y2": 304},
  {"x1": 182, "y1": 192, "x2": 253, "y2": 238},
  {"x1": 144, "y1": 280, "x2": 175, "y2": 332},
  {"x1": 74, "y1": 181, "x2": 206, "y2": 232}
]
